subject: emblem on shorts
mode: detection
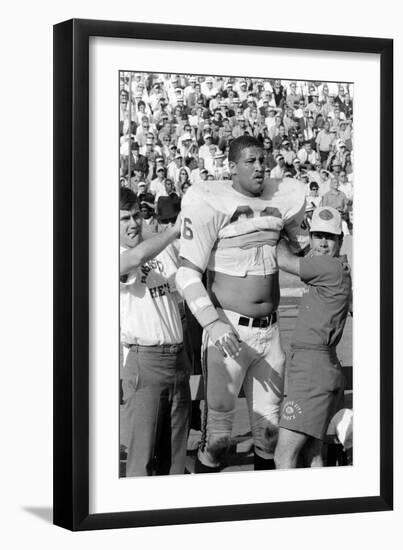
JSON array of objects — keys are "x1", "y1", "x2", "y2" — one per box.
[
  {"x1": 282, "y1": 400, "x2": 302, "y2": 421},
  {"x1": 319, "y1": 209, "x2": 334, "y2": 221}
]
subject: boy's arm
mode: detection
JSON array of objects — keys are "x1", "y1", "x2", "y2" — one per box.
[{"x1": 277, "y1": 238, "x2": 301, "y2": 277}]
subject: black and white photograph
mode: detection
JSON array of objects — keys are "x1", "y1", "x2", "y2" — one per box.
[
  {"x1": 51, "y1": 18, "x2": 393, "y2": 531},
  {"x1": 119, "y1": 71, "x2": 354, "y2": 478}
]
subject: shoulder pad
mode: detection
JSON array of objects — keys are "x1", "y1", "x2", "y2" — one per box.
[{"x1": 263, "y1": 177, "x2": 306, "y2": 219}]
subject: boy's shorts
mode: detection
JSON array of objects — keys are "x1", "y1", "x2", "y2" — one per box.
[{"x1": 279, "y1": 346, "x2": 345, "y2": 440}]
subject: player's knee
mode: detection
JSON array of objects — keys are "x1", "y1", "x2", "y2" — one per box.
[
  {"x1": 254, "y1": 418, "x2": 279, "y2": 455},
  {"x1": 206, "y1": 434, "x2": 231, "y2": 461}
]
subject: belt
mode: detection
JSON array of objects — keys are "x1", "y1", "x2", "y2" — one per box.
[
  {"x1": 238, "y1": 312, "x2": 277, "y2": 328},
  {"x1": 128, "y1": 343, "x2": 183, "y2": 354}
]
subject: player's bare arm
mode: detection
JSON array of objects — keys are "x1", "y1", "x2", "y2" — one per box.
[
  {"x1": 177, "y1": 258, "x2": 242, "y2": 358},
  {"x1": 277, "y1": 238, "x2": 301, "y2": 277},
  {"x1": 120, "y1": 217, "x2": 181, "y2": 275}
]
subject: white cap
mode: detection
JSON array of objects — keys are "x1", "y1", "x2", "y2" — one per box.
[
  {"x1": 326, "y1": 408, "x2": 353, "y2": 449},
  {"x1": 310, "y1": 207, "x2": 342, "y2": 235}
]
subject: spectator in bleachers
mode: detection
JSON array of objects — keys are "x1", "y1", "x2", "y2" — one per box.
[
  {"x1": 212, "y1": 150, "x2": 229, "y2": 180},
  {"x1": 317, "y1": 168, "x2": 332, "y2": 196},
  {"x1": 156, "y1": 179, "x2": 181, "y2": 219},
  {"x1": 262, "y1": 137, "x2": 276, "y2": 170},
  {"x1": 306, "y1": 90, "x2": 321, "y2": 117},
  {"x1": 315, "y1": 121, "x2": 335, "y2": 166},
  {"x1": 280, "y1": 140, "x2": 297, "y2": 166},
  {"x1": 302, "y1": 116, "x2": 317, "y2": 146},
  {"x1": 297, "y1": 140, "x2": 318, "y2": 166},
  {"x1": 338, "y1": 170, "x2": 354, "y2": 202},
  {"x1": 139, "y1": 194, "x2": 162, "y2": 237},
  {"x1": 283, "y1": 107, "x2": 298, "y2": 134},
  {"x1": 286, "y1": 81, "x2": 302, "y2": 108},
  {"x1": 272, "y1": 79, "x2": 285, "y2": 108},
  {"x1": 122, "y1": 140, "x2": 149, "y2": 180},
  {"x1": 149, "y1": 165, "x2": 167, "y2": 196},
  {"x1": 268, "y1": 114, "x2": 283, "y2": 140},
  {"x1": 265, "y1": 106, "x2": 281, "y2": 131},
  {"x1": 337, "y1": 120, "x2": 353, "y2": 149},
  {"x1": 306, "y1": 181, "x2": 321, "y2": 210},
  {"x1": 177, "y1": 168, "x2": 191, "y2": 195},
  {"x1": 321, "y1": 176, "x2": 349, "y2": 214},
  {"x1": 167, "y1": 153, "x2": 190, "y2": 188},
  {"x1": 271, "y1": 153, "x2": 286, "y2": 178}
]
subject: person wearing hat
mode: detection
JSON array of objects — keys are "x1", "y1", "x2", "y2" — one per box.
[
  {"x1": 149, "y1": 164, "x2": 167, "y2": 196},
  {"x1": 270, "y1": 153, "x2": 286, "y2": 178},
  {"x1": 265, "y1": 106, "x2": 281, "y2": 131},
  {"x1": 178, "y1": 131, "x2": 198, "y2": 160},
  {"x1": 274, "y1": 206, "x2": 352, "y2": 469},
  {"x1": 306, "y1": 91, "x2": 321, "y2": 117},
  {"x1": 122, "y1": 140, "x2": 149, "y2": 180},
  {"x1": 120, "y1": 186, "x2": 191, "y2": 477},
  {"x1": 138, "y1": 193, "x2": 162, "y2": 237},
  {"x1": 190, "y1": 157, "x2": 207, "y2": 186},
  {"x1": 198, "y1": 133, "x2": 214, "y2": 161},
  {"x1": 236, "y1": 79, "x2": 249, "y2": 102},
  {"x1": 201, "y1": 76, "x2": 218, "y2": 100},
  {"x1": 280, "y1": 140, "x2": 297, "y2": 166},
  {"x1": 212, "y1": 150, "x2": 229, "y2": 180},
  {"x1": 291, "y1": 157, "x2": 303, "y2": 178}
]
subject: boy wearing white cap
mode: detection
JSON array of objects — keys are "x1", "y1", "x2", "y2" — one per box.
[{"x1": 274, "y1": 206, "x2": 352, "y2": 469}]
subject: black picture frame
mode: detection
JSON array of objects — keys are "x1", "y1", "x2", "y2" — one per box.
[{"x1": 53, "y1": 18, "x2": 393, "y2": 531}]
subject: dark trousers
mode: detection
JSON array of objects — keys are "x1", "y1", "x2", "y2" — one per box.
[{"x1": 122, "y1": 345, "x2": 191, "y2": 477}]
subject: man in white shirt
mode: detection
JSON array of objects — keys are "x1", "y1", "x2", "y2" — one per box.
[
  {"x1": 297, "y1": 141, "x2": 319, "y2": 166},
  {"x1": 149, "y1": 166, "x2": 167, "y2": 196},
  {"x1": 120, "y1": 187, "x2": 190, "y2": 477}
]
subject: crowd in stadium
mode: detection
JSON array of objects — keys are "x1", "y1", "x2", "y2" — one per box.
[{"x1": 119, "y1": 72, "x2": 353, "y2": 232}]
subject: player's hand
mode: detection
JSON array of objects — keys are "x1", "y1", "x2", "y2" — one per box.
[{"x1": 206, "y1": 320, "x2": 242, "y2": 358}]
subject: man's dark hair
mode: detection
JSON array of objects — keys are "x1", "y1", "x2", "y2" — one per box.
[
  {"x1": 120, "y1": 186, "x2": 138, "y2": 211},
  {"x1": 309, "y1": 181, "x2": 319, "y2": 191},
  {"x1": 228, "y1": 135, "x2": 263, "y2": 163}
]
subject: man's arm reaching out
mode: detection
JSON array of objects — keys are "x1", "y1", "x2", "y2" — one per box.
[{"x1": 120, "y1": 217, "x2": 181, "y2": 275}]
